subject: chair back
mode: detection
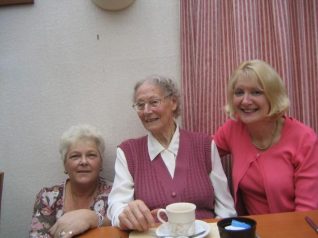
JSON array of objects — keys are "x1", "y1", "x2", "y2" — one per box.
[{"x1": 0, "y1": 171, "x2": 3, "y2": 214}]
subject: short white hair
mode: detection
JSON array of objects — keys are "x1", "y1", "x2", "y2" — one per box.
[{"x1": 59, "y1": 124, "x2": 105, "y2": 162}]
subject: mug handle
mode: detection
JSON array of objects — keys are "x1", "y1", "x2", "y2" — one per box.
[{"x1": 157, "y1": 208, "x2": 168, "y2": 224}]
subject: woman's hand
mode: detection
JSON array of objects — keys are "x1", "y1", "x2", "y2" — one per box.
[
  {"x1": 118, "y1": 200, "x2": 156, "y2": 231},
  {"x1": 49, "y1": 209, "x2": 98, "y2": 238}
]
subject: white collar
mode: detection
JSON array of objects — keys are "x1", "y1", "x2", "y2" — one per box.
[{"x1": 147, "y1": 124, "x2": 180, "y2": 161}]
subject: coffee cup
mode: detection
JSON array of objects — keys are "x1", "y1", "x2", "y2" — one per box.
[
  {"x1": 157, "y1": 202, "x2": 196, "y2": 236},
  {"x1": 217, "y1": 217, "x2": 257, "y2": 238}
]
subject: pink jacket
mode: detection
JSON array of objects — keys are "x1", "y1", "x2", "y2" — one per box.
[{"x1": 214, "y1": 116, "x2": 318, "y2": 215}]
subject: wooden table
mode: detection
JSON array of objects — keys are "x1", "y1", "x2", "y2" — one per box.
[{"x1": 78, "y1": 210, "x2": 318, "y2": 238}]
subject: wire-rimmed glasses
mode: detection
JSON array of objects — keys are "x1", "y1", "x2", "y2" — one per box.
[{"x1": 132, "y1": 94, "x2": 171, "y2": 112}]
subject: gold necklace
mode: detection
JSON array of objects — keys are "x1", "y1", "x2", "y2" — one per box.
[{"x1": 252, "y1": 120, "x2": 279, "y2": 151}]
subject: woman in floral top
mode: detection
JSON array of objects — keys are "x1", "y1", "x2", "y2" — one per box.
[{"x1": 30, "y1": 124, "x2": 112, "y2": 238}]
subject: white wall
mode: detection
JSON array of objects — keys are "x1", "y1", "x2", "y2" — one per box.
[{"x1": 0, "y1": 0, "x2": 180, "y2": 237}]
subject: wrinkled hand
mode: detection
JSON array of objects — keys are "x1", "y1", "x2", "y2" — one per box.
[
  {"x1": 118, "y1": 200, "x2": 156, "y2": 231},
  {"x1": 49, "y1": 209, "x2": 98, "y2": 238}
]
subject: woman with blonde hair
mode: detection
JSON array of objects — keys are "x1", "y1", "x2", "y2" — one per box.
[{"x1": 214, "y1": 59, "x2": 318, "y2": 215}]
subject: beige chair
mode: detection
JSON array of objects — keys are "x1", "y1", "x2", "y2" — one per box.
[{"x1": 0, "y1": 171, "x2": 3, "y2": 214}]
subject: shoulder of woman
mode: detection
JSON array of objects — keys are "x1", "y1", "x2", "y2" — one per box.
[
  {"x1": 118, "y1": 135, "x2": 147, "y2": 147},
  {"x1": 34, "y1": 183, "x2": 64, "y2": 208},
  {"x1": 215, "y1": 118, "x2": 244, "y2": 137},
  {"x1": 37, "y1": 183, "x2": 63, "y2": 195},
  {"x1": 98, "y1": 178, "x2": 112, "y2": 192},
  {"x1": 283, "y1": 116, "x2": 317, "y2": 138}
]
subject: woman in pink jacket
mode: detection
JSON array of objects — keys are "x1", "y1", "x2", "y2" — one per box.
[{"x1": 213, "y1": 59, "x2": 318, "y2": 215}]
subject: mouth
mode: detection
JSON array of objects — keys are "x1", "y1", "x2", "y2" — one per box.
[
  {"x1": 240, "y1": 108, "x2": 258, "y2": 113},
  {"x1": 77, "y1": 170, "x2": 91, "y2": 174},
  {"x1": 144, "y1": 117, "x2": 159, "y2": 123}
]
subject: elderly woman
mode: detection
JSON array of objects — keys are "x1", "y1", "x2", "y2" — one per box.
[
  {"x1": 107, "y1": 75, "x2": 236, "y2": 232},
  {"x1": 30, "y1": 124, "x2": 112, "y2": 238},
  {"x1": 213, "y1": 59, "x2": 318, "y2": 215}
]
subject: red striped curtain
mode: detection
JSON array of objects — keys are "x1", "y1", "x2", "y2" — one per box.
[{"x1": 180, "y1": 0, "x2": 318, "y2": 134}]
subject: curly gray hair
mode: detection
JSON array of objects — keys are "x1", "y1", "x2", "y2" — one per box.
[{"x1": 133, "y1": 74, "x2": 181, "y2": 118}]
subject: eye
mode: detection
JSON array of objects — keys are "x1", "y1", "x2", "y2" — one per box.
[
  {"x1": 135, "y1": 102, "x2": 145, "y2": 110},
  {"x1": 234, "y1": 89, "x2": 244, "y2": 96},
  {"x1": 87, "y1": 152, "x2": 98, "y2": 159},
  {"x1": 149, "y1": 99, "x2": 161, "y2": 107},
  {"x1": 69, "y1": 154, "x2": 80, "y2": 160},
  {"x1": 251, "y1": 90, "x2": 263, "y2": 96}
]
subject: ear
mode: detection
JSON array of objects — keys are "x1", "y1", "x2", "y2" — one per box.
[
  {"x1": 170, "y1": 96, "x2": 178, "y2": 111},
  {"x1": 63, "y1": 161, "x2": 68, "y2": 174}
]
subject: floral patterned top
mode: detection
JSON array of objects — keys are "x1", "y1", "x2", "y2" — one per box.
[{"x1": 29, "y1": 177, "x2": 112, "y2": 238}]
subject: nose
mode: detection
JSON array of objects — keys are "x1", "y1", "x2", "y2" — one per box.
[
  {"x1": 143, "y1": 103, "x2": 153, "y2": 113},
  {"x1": 79, "y1": 155, "x2": 88, "y2": 165},
  {"x1": 241, "y1": 93, "x2": 252, "y2": 104}
]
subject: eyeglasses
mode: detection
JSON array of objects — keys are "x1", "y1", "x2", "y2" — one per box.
[{"x1": 132, "y1": 94, "x2": 171, "y2": 112}]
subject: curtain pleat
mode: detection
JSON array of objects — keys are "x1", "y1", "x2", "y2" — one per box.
[{"x1": 180, "y1": 0, "x2": 318, "y2": 134}]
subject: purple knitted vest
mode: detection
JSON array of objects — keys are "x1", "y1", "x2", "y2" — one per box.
[{"x1": 119, "y1": 129, "x2": 215, "y2": 219}]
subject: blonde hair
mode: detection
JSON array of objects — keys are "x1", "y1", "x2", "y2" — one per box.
[{"x1": 225, "y1": 59, "x2": 289, "y2": 119}]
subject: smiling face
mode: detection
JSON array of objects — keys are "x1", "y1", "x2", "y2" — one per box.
[
  {"x1": 232, "y1": 75, "x2": 271, "y2": 125},
  {"x1": 134, "y1": 81, "x2": 177, "y2": 138},
  {"x1": 64, "y1": 138, "x2": 102, "y2": 186}
]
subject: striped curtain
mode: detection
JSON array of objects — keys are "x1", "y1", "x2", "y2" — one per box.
[{"x1": 180, "y1": 0, "x2": 318, "y2": 134}]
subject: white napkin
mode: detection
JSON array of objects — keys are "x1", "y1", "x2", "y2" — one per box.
[{"x1": 129, "y1": 223, "x2": 220, "y2": 238}]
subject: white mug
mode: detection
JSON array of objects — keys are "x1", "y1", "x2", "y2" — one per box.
[{"x1": 157, "y1": 202, "x2": 196, "y2": 236}]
